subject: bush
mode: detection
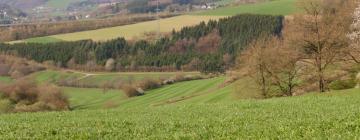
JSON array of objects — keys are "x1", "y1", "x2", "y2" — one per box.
[
  {"x1": 0, "y1": 64, "x2": 11, "y2": 76},
  {"x1": 329, "y1": 79, "x2": 357, "y2": 90},
  {"x1": 136, "y1": 79, "x2": 161, "y2": 90},
  {"x1": 122, "y1": 85, "x2": 144, "y2": 97},
  {"x1": 37, "y1": 84, "x2": 69, "y2": 111},
  {"x1": 0, "y1": 79, "x2": 69, "y2": 113}
]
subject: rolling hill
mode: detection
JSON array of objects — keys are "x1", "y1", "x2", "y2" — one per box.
[
  {"x1": 12, "y1": 15, "x2": 222, "y2": 43},
  {"x1": 0, "y1": 72, "x2": 359, "y2": 138},
  {"x1": 11, "y1": 0, "x2": 298, "y2": 43}
]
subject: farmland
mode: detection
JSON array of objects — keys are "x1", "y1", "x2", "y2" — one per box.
[
  {"x1": 1, "y1": 0, "x2": 359, "y2": 139},
  {"x1": 16, "y1": 15, "x2": 222, "y2": 43},
  {"x1": 196, "y1": 0, "x2": 298, "y2": 16},
  {"x1": 0, "y1": 80, "x2": 359, "y2": 138},
  {"x1": 12, "y1": 0, "x2": 299, "y2": 43}
]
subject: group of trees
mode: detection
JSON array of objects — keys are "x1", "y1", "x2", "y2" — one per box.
[
  {"x1": 239, "y1": 0, "x2": 359, "y2": 97},
  {"x1": 0, "y1": 14, "x2": 284, "y2": 73}
]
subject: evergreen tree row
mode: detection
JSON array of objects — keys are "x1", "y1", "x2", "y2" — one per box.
[{"x1": 0, "y1": 14, "x2": 284, "y2": 73}]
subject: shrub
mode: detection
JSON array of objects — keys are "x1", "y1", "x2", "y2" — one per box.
[
  {"x1": 137, "y1": 79, "x2": 161, "y2": 90},
  {"x1": 37, "y1": 84, "x2": 69, "y2": 111},
  {"x1": 122, "y1": 85, "x2": 144, "y2": 97},
  {"x1": 0, "y1": 79, "x2": 69, "y2": 113},
  {"x1": 329, "y1": 79, "x2": 357, "y2": 90},
  {"x1": 0, "y1": 64, "x2": 11, "y2": 76}
]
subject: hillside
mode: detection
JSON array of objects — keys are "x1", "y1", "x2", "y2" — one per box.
[
  {"x1": 18, "y1": 15, "x2": 223, "y2": 43},
  {"x1": 196, "y1": 0, "x2": 297, "y2": 16},
  {"x1": 11, "y1": 0, "x2": 297, "y2": 43},
  {"x1": 0, "y1": 75, "x2": 359, "y2": 138}
]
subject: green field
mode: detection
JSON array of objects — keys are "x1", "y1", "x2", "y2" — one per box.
[
  {"x1": 196, "y1": 0, "x2": 297, "y2": 16},
  {"x1": 29, "y1": 70, "x2": 200, "y2": 86},
  {"x1": 0, "y1": 76, "x2": 359, "y2": 138},
  {"x1": 46, "y1": 0, "x2": 85, "y2": 9}
]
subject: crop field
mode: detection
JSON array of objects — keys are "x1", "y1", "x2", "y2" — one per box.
[
  {"x1": 16, "y1": 15, "x2": 222, "y2": 43},
  {"x1": 0, "y1": 84, "x2": 359, "y2": 138},
  {"x1": 196, "y1": 0, "x2": 298, "y2": 16}
]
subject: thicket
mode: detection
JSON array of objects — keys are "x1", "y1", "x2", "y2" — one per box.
[
  {"x1": 0, "y1": 55, "x2": 46, "y2": 79},
  {"x1": 0, "y1": 14, "x2": 284, "y2": 73},
  {"x1": 0, "y1": 79, "x2": 69, "y2": 114}
]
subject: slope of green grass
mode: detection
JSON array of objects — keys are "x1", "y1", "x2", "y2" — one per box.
[
  {"x1": 27, "y1": 70, "x2": 200, "y2": 86},
  {"x1": 61, "y1": 77, "x2": 231, "y2": 110},
  {"x1": 63, "y1": 87, "x2": 125, "y2": 110},
  {"x1": 197, "y1": 0, "x2": 297, "y2": 16},
  {"x1": 0, "y1": 87, "x2": 359, "y2": 139}
]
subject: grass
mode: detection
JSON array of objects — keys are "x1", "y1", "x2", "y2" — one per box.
[
  {"x1": 46, "y1": 0, "x2": 85, "y2": 9},
  {"x1": 62, "y1": 76, "x2": 228, "y2": 110},
  {"x1": 63, "y1": 87, "x2": 125, "y2": 110},
  {"x1": 0, "y1": 76, "x2": 12, "y2": 83},
  {"x1": 0, "y1": 83, "x2": 359, "y2": 138},
  {"x1": 27, "y1": 70, "x2": 200, "y2": 86},
  {"x1": 16, "y1": 15, "x2": 222, "y2": 43},
  {"x1": 196, "y1": 0, "x2": 298, "y2": 16}
]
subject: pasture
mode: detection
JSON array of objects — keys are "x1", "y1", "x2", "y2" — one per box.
[{"x1": 196, "y1": 0, "x2": 298, "y2": 16}]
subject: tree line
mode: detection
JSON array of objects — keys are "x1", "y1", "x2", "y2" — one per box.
[
  {"x1": 0, "y1": 14, "x2": 284, "y2": 73},
  {"x1": 238, "y1": 0, "x2": 360, "y2": 97}
]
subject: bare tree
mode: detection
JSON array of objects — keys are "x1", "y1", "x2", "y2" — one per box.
[
  {"x1": 290, "y1": 0, "x2": 354, "y2": 92},
  {"x1": 239, "y1": 36, "x2": 303, "y2": 97},
  {"x1": 239, "y1": 36, "x2": 272, "y2": 97},
  {"x1": 348, "y1": 1, "x2": 360, "y2": 64}
]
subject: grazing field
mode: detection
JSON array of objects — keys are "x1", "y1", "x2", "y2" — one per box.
[
  {"x1": 196, "y1": 0, "x2": 298, "y2": 16},
  {"x1": 0, "y1": 84, "x2": 359, "y2": 138},
  {"x1": 17, "y1": 15, "x2": 222, "y2": 43}
]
